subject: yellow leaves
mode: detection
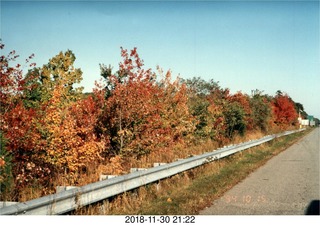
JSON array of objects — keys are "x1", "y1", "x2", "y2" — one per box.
[{"x1": 37, "y1": 94, "x2": 106, "y2": 177}]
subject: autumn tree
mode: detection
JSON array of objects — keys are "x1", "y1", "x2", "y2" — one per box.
[
  {"x1": 228, "y1": 92, "x2": 252, "y2": 129},
  {"x1": 31, "y1": 85, "x2": 106, "y2": 184},
  {"x1": 0, "y1": 42, "x2": 39, "y2": 195},
  {"x1": 27, "y1": 50, "x2": 107, "y2": 185},
  {"x1": 272, "y1": 92, "x2": 298, "y2": 128},
  {"x1": 98, "y1": 48, "x2": 195, "y2": 158},
  {"x1": 40, "y1": 50, "x2": 83, "y2": 103},
  {"x1": 183, "y1": 77, "x2": 236, "y2": 144},
  {"x1": 99, "y1": 47, "x2": 159, "y2": 156},
  {"x1": 182, "y1": 77, "x2": 222, "y2": 141},
  {"x1": 157, "y1": 68, "x2": 196, "y2": 147},
  {"x1": 1, "y1": 40, "x2": 306, "y2": 198},
  {"x1": 207, "y1": 89, "x2": 248, "y2": 140},
  {"x1": 0, "y1": 42, "x2": 36, "y2": 113},
  {"x1": 1, "y1": 47, "x2": 106, "y2": 190}
]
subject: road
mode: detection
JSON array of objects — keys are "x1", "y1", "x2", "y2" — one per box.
[{"x1": 200, "y1": 128, "x2": 320, "y2": 215}]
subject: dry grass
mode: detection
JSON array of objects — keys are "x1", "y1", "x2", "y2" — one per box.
[
  {"x1": 72, "y1": 128, "x2": 310, "y2": 215},
  {"x1": 18, "y1": 186, "x2": 43, "y2": 202}
]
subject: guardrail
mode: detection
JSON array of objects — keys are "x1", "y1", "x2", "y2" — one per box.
[{"x1": 0, "y1": 128, "x2": 305, "y2": 215}]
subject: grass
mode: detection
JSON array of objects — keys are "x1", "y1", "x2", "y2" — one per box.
[{"x1": 73, "y1": 128, "x2": 311, "y2": 215}]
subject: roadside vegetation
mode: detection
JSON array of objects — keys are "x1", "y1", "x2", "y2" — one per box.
[
  {"x1": 0, "y1": 41, "x2": 317, "y2": 203},
  {"x1": 74, "y1": 128, "x2": 311, "y2": 215}
]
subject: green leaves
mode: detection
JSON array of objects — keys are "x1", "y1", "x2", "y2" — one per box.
[
  {"x1": 249, "y1": 93, "x2": 271, "y2": 131},
  {"x1": 223, "y1": 101, "x2": 246, "y2": 139}
]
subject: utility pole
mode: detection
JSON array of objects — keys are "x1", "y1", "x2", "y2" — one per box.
[{"x1": 298, "y1": 108, "x2": 302, "y2": 129}]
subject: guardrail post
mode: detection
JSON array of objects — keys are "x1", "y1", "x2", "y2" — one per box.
[
  {"x1": 56, "y1": 186, "x2": 77, "y2": 193},
  {"x1": 0, "y1": 201, "x2": 18, "y2": 208},
  {"x1": 99, "y1": 174, "x2": 118, "y2": 181},
  {"x1": 130, "y1": 168, "x2": 147, "y2": 173},
  {"x1": 153, "y1": 163, "x2": 167, "y2": 167}
]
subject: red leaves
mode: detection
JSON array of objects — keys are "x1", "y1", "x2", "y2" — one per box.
[
  {"x1": 228, "y1": 92, "x2": 253, "y2": 130},
  {"x1": 130, "y1": 47, "x2": 137, "y2": 57},
  {"x1": 272, "y1": 94, "x2": 298, "y2": 128},
  {"x1": 0, "y1": 44, "x2": 27, "y2": 115},
  {"x1": 119, "y1": 47, "x2": 144, "y2": 78},
  {"x1": 99, "y1": 48, "x2": 195, "y2": 157}
]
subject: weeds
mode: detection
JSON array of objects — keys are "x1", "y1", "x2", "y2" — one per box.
[{"x1": 73, "y1": 128, "x2": 310, "y2": 215}]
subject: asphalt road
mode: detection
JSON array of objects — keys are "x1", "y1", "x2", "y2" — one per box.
[{"x1": 200, "y1": 128, "x2": 320, "y2": 215}]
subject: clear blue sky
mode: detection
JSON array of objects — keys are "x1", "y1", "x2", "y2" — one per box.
[{"x1": 1, "y1": 0, "x2": 319, "y2": 118}]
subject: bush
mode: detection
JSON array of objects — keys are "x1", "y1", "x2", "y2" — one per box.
[{"x1": 0, "y1": 132, "x2": 14, "y2": 200}]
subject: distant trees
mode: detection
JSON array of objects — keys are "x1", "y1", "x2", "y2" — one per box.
[{"x1": 183, "y1": 78, "x2": 272, "y2": 143}]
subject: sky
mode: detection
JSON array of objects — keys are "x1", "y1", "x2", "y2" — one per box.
[{"x1": 1, "y1": 0, "x2": 319, "y2": 118}]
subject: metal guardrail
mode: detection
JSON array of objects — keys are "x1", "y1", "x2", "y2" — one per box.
[{"x1": 0, "y1": 128, "x2": 305, "y2": 215}]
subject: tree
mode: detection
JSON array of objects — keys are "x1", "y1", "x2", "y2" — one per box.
[
  {"x1": 0, "y1": 42, "x2": 35, "y2": 114},
  {"x1": 229, "y1": 92, "x2": 252, "y2": 130},
  {"x1": 157, "y1": 69, "x2": 196, "y2": 147},
  {"x1": 27, "y1": 51, "x2": 106, "y2": 184},
  {"x1": 1, "y1": 47, "x2": 106, "y2": 190},
  {"x1": 98, "y1": 47, "x2": 158, "y2": 156},
  {"x1": 223, "y1": 102, "x2": 246, "y2": 139},
  {"x1": 182, "y1": 77, "x2": 224, "y2": 141},
  {"x1": 0, "y1": 42, "x2": 41, "y2": 192},
  {"x1": 98, "y1": 48, "x2": 195, "y2": 158},
  {"x1": 182, "y1": 77, "x2": 220, "y2": 97},
  {"x1": 38, "y1": 50, "x2": 83, "y2": 103},
  {"x1": 223, "y1": 92, "x2": 252, "y2": 138},
  {"x1": 272, "y1": 92, "x2": 298, "y2": 128},
  {"x1": 34, "y1": 86, "x2": 106, "y2": 182},
  {"x1": 249, "y1": 91, "x2": 272, "y2": 132},
  {"x1": 21, "y1": 68, "x2": 43, "y2": 109},
  {"x1": 294, "y1": 102, "x2": 308, "y2": 119}
]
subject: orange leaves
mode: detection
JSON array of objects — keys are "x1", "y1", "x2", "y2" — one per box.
[
  {"x1": 99, "y1": 48, "x2": 195, "y2": 157},
  {"x1": 39, "y1": 88, "x2": 106, "y2": 175},
  {"x1": 0, "y1": 157, "x2": 5, "y2": 168},
  {"x1": 272, "y1": 93, "x2": 298, "y2": 128},
  {"x1": 158, "y1": 71, "x2": 196, "y2": 143}
]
